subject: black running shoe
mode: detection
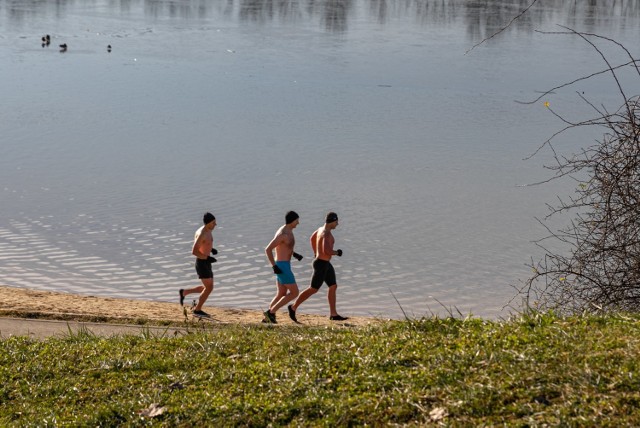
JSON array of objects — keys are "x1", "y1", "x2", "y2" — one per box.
[
  {"x1": 263, "y1": 310, "x2": 277, "y2": 324},
  {"x1": 287, "y1": 305, "x2": 298, "y2": 323},
  {"x1": 179, "y1": 289, "x2": 185, "y2": 306},
  {"x1": 193, "y1": 309, "x2": 210, "y2": 318},
  {"x1": 329, "y1": 315, "x2": 348, "y2": 321}
]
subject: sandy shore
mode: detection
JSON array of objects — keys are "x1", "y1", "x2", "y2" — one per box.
[{"x1": 0, "y1": 285, "x2": 382, "y2": 328}]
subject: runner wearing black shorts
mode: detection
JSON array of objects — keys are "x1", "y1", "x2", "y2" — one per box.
[
  {"x1": 287, "y1": 212, "x2": 348, "y2": 322},
  {"x1": 310, "y1": 259, "x2": 336, "y2": 289},
  {"x1": 195, "y1": 258, "x2": 213, "y2": 279},
  {"x1": 179, "y1": 212, "x2": 217, "y2": 318}
]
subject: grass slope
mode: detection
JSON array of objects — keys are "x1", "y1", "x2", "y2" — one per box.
[{"x1": 2, "y1": 313, "x2": 640, "y2": 426}]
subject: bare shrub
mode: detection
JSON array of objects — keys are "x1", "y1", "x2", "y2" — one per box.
[{"x1": 519, "y1": 28, "x2": 640, "y2": 313}]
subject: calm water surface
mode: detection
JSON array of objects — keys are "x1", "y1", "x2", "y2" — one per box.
[{"x1": 1, "y1": 0, "x2": 639, "y2": 318}]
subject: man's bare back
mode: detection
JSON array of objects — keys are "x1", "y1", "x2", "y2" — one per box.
[{"x1": 192, "y1": 225, "x2": 213, "y2": 259}]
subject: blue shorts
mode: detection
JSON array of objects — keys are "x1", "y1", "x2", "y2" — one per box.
[{"x1": 275, "y1": 261, "x2": 296, "y2": 285}]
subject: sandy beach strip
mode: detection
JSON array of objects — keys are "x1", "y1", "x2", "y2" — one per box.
[{"x1": 0, "y1": 285, "x2": 383, "y2": 328}]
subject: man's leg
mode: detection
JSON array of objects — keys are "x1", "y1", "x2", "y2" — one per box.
[
  {"x1": 324, "y1": 263, "x2": 346, "y2": 320},
  {"x1": 194, "y1": 278, "x2": 213, "y2": 311},
  {"x1": 291, "y1": 287, "x2": 318, "y2": 311},
  {"x1": 271, "y1": 284, "x2": 299, "y2": 313},
  {"x1": 328, "y1": 284, "x2": 338, "y2": 316},
  {"x1": 327, "y1": 283, "x2": 347, "y2": 320},
  {"x1": 182, "y1": 285, "x2": 204, "y2": 298},
  {"x1": 288, "y1": 286, "x2": 316, "y2": 323},
  {"x1": 289, "y1": 260, "x2": 324, "y2": 321},
  {"x1": 269, "y1": 282, "x2": 287, "y2": 309},
  {"x1": 264, "y1": 282, "x2": 287, "y2": 322}
]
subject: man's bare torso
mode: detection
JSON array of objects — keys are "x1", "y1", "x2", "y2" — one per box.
[
  {"x1": 274, "y1": 226, "x2": 295, "y2": 261},
  {"x1": 312, "y1": 227, "x2": 334, "y2": 261}
]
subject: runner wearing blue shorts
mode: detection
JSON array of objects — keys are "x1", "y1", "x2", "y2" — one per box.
[{"x1": 263, "y1": 211, "x2": 304, "y2": 323}]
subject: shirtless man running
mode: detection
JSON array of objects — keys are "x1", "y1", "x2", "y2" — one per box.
[
  {"x1": 288, "y1": 212, "x2": 348, "y2": 322},
  {"x1": 179, "y1": 212, "x2": 218, "y2": 318},
  {"x1": 263, "y1": 211, "x2": 303, "y2": 323}
]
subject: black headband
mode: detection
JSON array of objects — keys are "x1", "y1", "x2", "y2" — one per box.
[{"x1": 325, "y1": 212, "x2": 338, "y2": 223}]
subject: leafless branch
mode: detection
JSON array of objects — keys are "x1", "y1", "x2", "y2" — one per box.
[
  {"x1": 519, "y1": 31, "x2": 640, "y2": 315},
  {"x1": 465, "y1": 0, "x2": 540, "y2": 55}
]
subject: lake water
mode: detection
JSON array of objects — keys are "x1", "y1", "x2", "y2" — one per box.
[{"x1": 1, "y1": 0, "x2": 639, "y2": 319}]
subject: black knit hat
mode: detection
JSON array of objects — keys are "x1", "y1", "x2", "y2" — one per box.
[
  {"x1": 203, "y1": 212, "x2": 216, "y2": 225},
  {"x1": 285, "y1": 211, "x2": 299, "y2": 224}
]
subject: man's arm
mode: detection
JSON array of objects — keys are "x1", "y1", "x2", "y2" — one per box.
[
  {"x1": 191, "y1": 232, "x2": 207, "y2": 259},
  {"x1": 310, "y1": 230, "x2": 318, "y2": 258},
  {"x1": 265, "y1": 234, "x2": 284, "y2": 266},
  {"x1": 320, "y1": 233, "x2": 334, "y2": 257}
]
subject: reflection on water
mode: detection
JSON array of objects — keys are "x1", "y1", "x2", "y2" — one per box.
[
  {"x1": 2, "y1": 0, "x2": 639, "y2": 35},
  {"x1": 1, "y1": 0, "x2": 639, "y2": 319}
]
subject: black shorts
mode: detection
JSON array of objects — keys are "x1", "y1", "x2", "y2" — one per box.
[
  {"x1": 195, "y1": 258, "x2": 213, "y2": 279},
  {"x1": 310, "y1": 259, "x2": 337, "y2": 290}
]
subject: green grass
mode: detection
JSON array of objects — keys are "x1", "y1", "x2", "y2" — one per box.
[{"x1": 2, "y1": 312, "x2": 640, "y2": 426}]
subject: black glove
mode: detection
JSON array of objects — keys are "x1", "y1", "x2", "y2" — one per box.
[
  {"x1": 336, "y1": 249, "x2": 343, "y2": 257},
  {"x1": 207, "y1": 256, "x2": 217, "y2": 263},
  {"x1": 293, "y1": 252, "x2": 303, "y2": 262},
  {"x1": 211, "y1": 248, "x2": 218, "y2": 255},
  {"x1": 272, "y1": 265, "x2": 283, "y2": 274}
]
